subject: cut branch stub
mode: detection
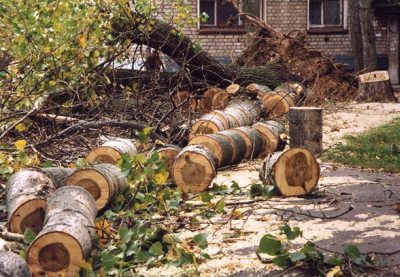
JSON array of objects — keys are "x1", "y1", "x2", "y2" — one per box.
[
  {"x1": 259, "y1": 148, "x2": 320, "y2": 197},
  {"x1": 6, "y1": 170, "x2": 56, "y2": 234},
  {"x1": 0, "y1": 250, "x2": 31, "y2": 277},
  {"x1": 151, "y1": 145, "x2": 181, "y2": 183},
  {"x1": 217, "y1": 130, "x2": 247, "y2": 164},
  {"x1": 85, "y1": 138, "x2": 137, "y2": 164},
  {"x1": 65, "y1": 163, "x2": 128, "y2": 210},
  {"x1": 172, "y1": 145, "x2": 217, "y2": 193},
  {"x1": 252, "y1": 121, "x2": 285, "y2": 156},
  {"x1": 230, "y1": 127, "x2": 265, "y2": 159},
  {"x1": 246, "y1": 83, "x2": 272, "y2": 97},
  {"x1": 27, "y1": 186, "x2": 97, "y2": 277},
  {"x1": 225, "y1": 84, "x2": 241, "y2": 95},
  {"x1": 188, "y1": 134, "x2": 234, "y2": 167}
]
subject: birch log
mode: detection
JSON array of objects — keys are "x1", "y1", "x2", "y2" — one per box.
[
  {"x1": 0, "y1": 250, "x2": 31, "y2": 277},
  {"x1": 27, "y1": 186, "x2": 97, "y2": 277},
  {"x1": 86, "y1": 138, "x2": 137, "y2": 164}
]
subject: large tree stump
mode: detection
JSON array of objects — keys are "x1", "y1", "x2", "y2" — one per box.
[
  {"x1": 27, "y1": 186, "x2": 97, "y2": 277},
  {"x1": 6, "y1": 170, "x2": 56, "y2": 234},
  {"x1": 252, "y1": 121, "x2": 285, "y2": 156},
  {"x1": 86, "y1": 138, "x2": 137, "y2": 164},
  {"x1": 289, "y1": 107, "x2": 323, "y2": 155},
  {"x1": 189, "y1": 134, "x2": 234, "y2": 167},
  {"x1": 0, "y1": 250, "x2": 31, "y2": 277},
  {"x1": 65, "y1": 163, "x2": 128, "y2": 210},
  {"x1": 356, "y1": 71, "x2": 397, "y2": 102},
  {"x1": 259, "y1": 148, "x2": 320, "y2": 197},
  {"x1": 230, "y1": 127, "x2": 265, "y2": 159},
  {"x1": 172, "y1": 145, "x2": 217, "y2": 193},
  {"x1": 151, "y1": 145, "x2": 181, "y2": 183}
]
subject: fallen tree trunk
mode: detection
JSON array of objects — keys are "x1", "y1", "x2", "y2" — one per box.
[
  {"x1": 86, "y1": 138, "x2": 138, "y2": 164},
  {"x1": 0, "y1": 250, "x2": 31, "y2": 277},
  {"x1": 112, "y1": 16, "x2": 291, "y2": 88},
  {"x1": 172, "y1": 145, "x2": 217, "y2": 193},
  {"x1": 252, "y1": 121, "x2": 286, "y2": 156},
  {"x1": 65, "y1": 163, "x2": 128, "y2": 210},
  {"x1": 6, "y1": 170, "x2": 56, "y2": 234},
  {"x1": 27, "y1": 186, "x2": 97, "y2": 277},
  {"x1": 259, "y1": 148, "x2": 320, "y2": 197}
]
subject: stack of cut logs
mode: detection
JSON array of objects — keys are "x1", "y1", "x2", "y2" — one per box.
[{"x1": 1, "y1": 82, "x2": 321, "y2": 276}]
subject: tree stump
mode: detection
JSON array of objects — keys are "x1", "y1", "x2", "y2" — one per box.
[
  {"x1": 85, "y1": 138, "x2": 137, "y2": 164},
  {"x1": 259, "y1": 148, "x2": 320, "y2": 197},
  {"x1": 356, "y1": 71, "x2": 397, "y2": 102},
  {"x1": 65, "y1": 163, "x2": 128, "y2": 210},
  {"x1": 6, "y1": 170, "x2": 56, "y2": 234},
  {"x1": 252, "y1": 121, "x2": 285, "y2": 156},
  {"x1": 189, "y1": 134, "x2": 234, "y2": 167},
  {"x1": 172, "y1": 145, "x2": 217, "y2": 193},
  {"x1": 0, "y1": 250, "x2": 31, "y2": 277},
  {"x1": 27, "y1": 186, "x2": 97, "y2": 277},
  {"x1": 289, "y1": 107, "x2": 323, "y2": 155},
  {"x1": 151, "y1": 145, "x2": 181, "y2": 183},
  {"x1": 230, "y1": 127, "x2": 265, "y2": 159}
]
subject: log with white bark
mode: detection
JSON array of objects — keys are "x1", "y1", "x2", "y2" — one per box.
[
  {"x1": 259, "y1": 148, "x2": 320, "y2": 197},
  {"x1": 252, "y1": 121, "x2": 285, "y2": 156},
  {"x1": 262, "y1": 89, "x2": 299, "y2": 116},
  {"x1": 27, "y1": 186, "x2": 97, "y2": 277},
  {"x1": 289, "y1": 107, "x2": 323, "y2": 155},
  {"x1": 245, "y1": 83, "x2": 272, "y2": 97},
  {"x1": 356, "y1": 71, "x2": 397, "y2": 102},
  {"x1": 6, "y1": 170, "x2": 56, "y2": 234},
  {"x1": 65, "y1": 163, "x2": 128, "y2": 210},
  {"x1": 41, "y1": 167, "x2": 75, "y2": 188},
  {"x1": 217, "y1": 130, "x2": 247, "y2": 164},
  {"x1": 86, "y1": 138, "x2": 137, "y2": 164},
  {"x1": 172, "y1": 145, "x2": 217, "y2": 193},
  {"x1": 0, "y1": 250, "x2": 31, "y2": 277}
]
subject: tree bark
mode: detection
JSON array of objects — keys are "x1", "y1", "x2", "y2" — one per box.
[
  {"x1": 0, "y1": 250, "x2": 31, "y2": 277},
  {"x1": 388, "y1": 15, "x2": 400, "y2": 84},
  {"x1": 349, "y1": 0, "x2": 364, "y2": 71},
  {"x1": 359, "y1": 0, "x2": 377, "y2": 71}
]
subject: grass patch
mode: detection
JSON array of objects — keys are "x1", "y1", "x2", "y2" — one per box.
[{"x1": 321, "y1": 118, "x2": 400, "y2": 173}]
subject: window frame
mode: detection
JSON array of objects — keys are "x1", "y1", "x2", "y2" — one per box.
[
  {"x1": 307, "y1": 0, "x2": 348, "y2": 34},
  {"x1": 198, "y1": 0, "x2": 266, "y2": 34}
]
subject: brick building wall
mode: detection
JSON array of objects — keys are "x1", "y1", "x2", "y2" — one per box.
[{"x1": 183, "y1": 0, "x2": 389, "y2": 64}]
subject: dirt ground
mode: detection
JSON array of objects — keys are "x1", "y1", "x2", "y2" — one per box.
[{"x1": 139, "y1": 101, "x2": 400, "y2": 277}]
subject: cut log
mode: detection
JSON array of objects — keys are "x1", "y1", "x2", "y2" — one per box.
[
  {"x1": 212, "y1": 91, "x2": 230, "y2": 110},
  {"x1": 152, "y1": 145, "x2": 181, "y2": 183},
  {"x1": 246, "y1": 83, "x2": 272, "y2": 97},
  {"x1": 27, "y1": 186, "x2": 97, "y2": 277},
  {"x1": 230, "y1": 127, "x2": 265, "y2": 159},
  {"x1": 289, "y1": 107, "x2": 323, "y2": 155},
  {"x1": 252, "y1": 121, "x2": 285, "y2": 156},
  {"x1": 217, "y1": 130, "x2": 247, "y2": 164},
  {"x1": 65, "y1": 163, "x2": 128, "y2": 210},
  {"x1": 208, "y1": 110, "x2": 235, "y2": 130},
  {"x1": 225, "y1": 84, "x2": 241, "y2": 95},
  {"x1": 356, "y1": 71, "x2": 397, "y2": 102},
  {"x1": 0, "y1": 250, "x2": 31, "y2": 277},
  {"x1": 172, "y1": 145, "x2": 217, "y2": 193},
  {"x1": 171, "y1": 91, "x2": 197, "y2": 113},
  {"x1": 198, "y1": 87, "x2": 223, "y2": 113},
  {"x1": 6, "y1": 170, "x2": 56, "y2": 234},
  {"x1": 274, "y1": 82, "x2": 306, "y2": 98},
  {"x1": 228, "y1": 100, "x2": 262, "y2": 123},
  {"x1": 224, "y1": 107, "x2": 252, "y2": 127},
  {"x1": 261, "y1": 90, "x2": 298, "y2": 116},
  {"x1": 188, "y1": 134, "x2": 234, "y2": 167},
  {"x1": 86, "y1": 138, "x2": 137, "y2": 164},
  {"x1": 259, "y1": 148, "x2": 320, "y2": 197},
  {"x1": 190, "y1": 113, "x2": 227, "y2": 139},
  {"x1": 42, "y1": 167, "x2": 75, "y2": 188}
]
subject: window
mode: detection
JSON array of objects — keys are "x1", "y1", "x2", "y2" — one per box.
[
  {"x1": 308, "y1": 0, "x2": 348, "y2": 33},
  {"x1": 199, "y1": 0, "x2": 265, "y2": 33}
]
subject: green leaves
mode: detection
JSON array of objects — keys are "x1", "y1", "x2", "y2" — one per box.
[
  {"x1": 148, "y1": 241, "x2": 164, "y2": 256},
  {"x1": 250, "y1": 183, "x2": 276, "y2": 198},
  {"x1": 258, "y1": 234, "x2": 282, "y2": 256},
  {"x1": 193, "y1": 233, "x2": 208, "y2": 249},
  {"x1": 23, "y1": 228, "x2": 36, "y2": 244},
  {"x1": 279, "y1": 224, "x2": 302, "y2": 240}
]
